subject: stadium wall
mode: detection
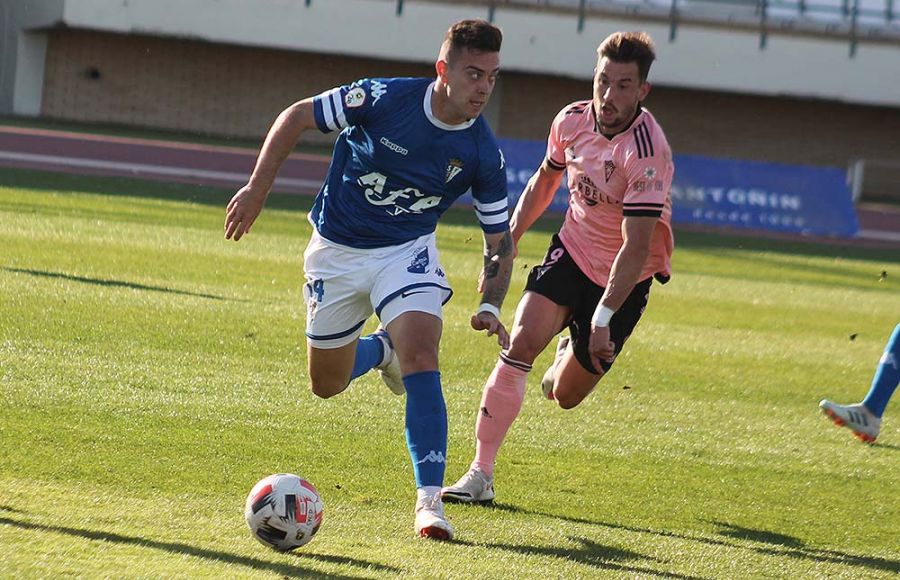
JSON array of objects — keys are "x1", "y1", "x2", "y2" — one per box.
[
  {"x1": 15, "y1": 0, "x2": 900, "y2": 107},
  {"x1": 36, "y1": 28, "x2": 900, "y2": 201}
]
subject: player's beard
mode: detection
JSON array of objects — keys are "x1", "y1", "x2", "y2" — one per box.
[{"x1": 599, "y1": 102, "x2": 637, "y2": 134}]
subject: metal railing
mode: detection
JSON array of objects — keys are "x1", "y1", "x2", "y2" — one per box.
[{"x1": 343, "y1": 0, "x2": 900, "y2": 56}]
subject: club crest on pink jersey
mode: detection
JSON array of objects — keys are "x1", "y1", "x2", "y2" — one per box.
[{"x1": 604, "y1": 160, "x2": 616, "y2": 182}]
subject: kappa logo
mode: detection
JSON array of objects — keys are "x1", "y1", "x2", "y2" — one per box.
[
  {"x1": 380, "y1": 137, "x2": 408, "y2": 156},
  {"x1": 604, "y1": 160, "x2": 616, "y2": 182},
  {"x1": 415, "y1": 450, "x2": 446, "y2": 465},
  {"x1": 445, "y1": 158, "x2": 464, "y2": 183},
  {"x1": 370, "y1": 80, "x2": 387, "y2": 104}
]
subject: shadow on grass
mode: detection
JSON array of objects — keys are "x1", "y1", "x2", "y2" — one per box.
[
  {"x1": 873, "y1": 443, "x2": 900, "y2": 452},
  {"x1": 0, "y1": 515, "x2": 397, "y2": 578},
  {"x1": 475, "y1": 503, "x2": 899, "y2": 575},
  {"x1": 711, "y1": 521, "x2": 900, "y2": 573},
  {"x1": 713, "y1": 521, "x2": 804, "y2": 548},
  {"x1": 455, "y1": 535, "x2": 707, "y2": 579},
  {"x1": 3, "y1": 267, "x2": 232, "y2": 301}
]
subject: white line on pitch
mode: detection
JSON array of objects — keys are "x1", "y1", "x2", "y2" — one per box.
[
  {"x1": 858, "y1": 229, "x2": 900, "y2": 242},
  {"x1": 0, "y1": 151, "x2": 321, "y2": 190}
]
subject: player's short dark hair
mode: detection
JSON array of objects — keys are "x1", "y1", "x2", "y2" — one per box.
[
  {"x1": 598, "y1": 32, "x2": 656, "y2": 82},
  {"x1": 445, "y1": 19, "x2": 502, "y2": 58}
]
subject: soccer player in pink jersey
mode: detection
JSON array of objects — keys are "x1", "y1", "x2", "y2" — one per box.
[{"x1": 443, "y1": 31, "x2": 675, "y2": 503}]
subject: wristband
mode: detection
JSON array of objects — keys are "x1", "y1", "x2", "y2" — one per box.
[
  {"x1": 477, "y1": 303, "x2": 501, "y2": 319},
  {"x1": 591, "y1": 304, "x2": 615, "y2": 327}
]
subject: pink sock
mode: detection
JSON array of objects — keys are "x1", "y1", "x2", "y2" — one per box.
[{"x1": 471, "y1": 355, "x2": 531, "y2": 477}]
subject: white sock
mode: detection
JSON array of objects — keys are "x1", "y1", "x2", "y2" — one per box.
[{"x1": 417, "y1": 486, "x2": 441, "y2": 503}]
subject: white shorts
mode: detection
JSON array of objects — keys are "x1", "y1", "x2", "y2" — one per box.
[{"x1": 302, "y1": 230, "x2": 453, "y2": 349}]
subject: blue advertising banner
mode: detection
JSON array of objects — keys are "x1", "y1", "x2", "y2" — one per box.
[
  {"x1": 497, "y1": 137, "x2": 569, "y2": 213},
  {"x1": 456, "y1": 137, "x2": 569, "y2": 213},
  {"x1": 479, "y1": 138, "x2": 859, "y2": 238},
  {"x1": 671, "y1": 155, "x2": 859, "y2": 238}
]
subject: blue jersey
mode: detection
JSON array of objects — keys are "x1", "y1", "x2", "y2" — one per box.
[{"x1": 311, "y1": 77, "x2": 509, "y2": 248}]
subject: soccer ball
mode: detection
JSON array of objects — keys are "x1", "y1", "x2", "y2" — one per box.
[{"x1": 244, "y1": 473, "x2": 324, "y2": 551}]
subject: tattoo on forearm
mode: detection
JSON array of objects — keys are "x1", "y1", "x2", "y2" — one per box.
[
  {"x1": 483, "y1": 231, "x2": 513, "y2": 279},
  {"x1": 482, "y1": 231, "x2": 513, "y2": 307},
  {"x1": 484, "y1": 258, "x2": 500, "y2": 280},
  {"x1": 497, "y1": 231, "x2": 514, "y2": 257}
]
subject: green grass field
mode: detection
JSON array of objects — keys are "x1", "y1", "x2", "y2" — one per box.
[{"x1": 1, "y1": 167, "x2": 898, "y2": 578}]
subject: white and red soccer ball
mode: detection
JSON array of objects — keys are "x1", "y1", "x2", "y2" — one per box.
[{"x1": 244, "y1": 473, "x2": 324, "y2": 551}]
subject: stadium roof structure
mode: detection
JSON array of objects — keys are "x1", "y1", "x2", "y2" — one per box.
[{"x1": 412, "y1": 0, "x2": 900, "y2": 56}]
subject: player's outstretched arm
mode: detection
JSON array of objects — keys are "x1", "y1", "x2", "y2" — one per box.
[
  {"x1": 225, "y1": 98, "x2": 318, "y2": 241},
  {"x1": 588, "y1": 216, "x2": 656, "y2": 369},
  {"x1": 509, "y1": 160, "x2": 564, "y2": 246},
  {"x1": 471, "y1": 229, "x2": 515, "y2": 349}
]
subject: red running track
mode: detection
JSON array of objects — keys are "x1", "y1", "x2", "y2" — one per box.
[{"x1": 0, "y1": 125, "x2": 328, "y2": 195}]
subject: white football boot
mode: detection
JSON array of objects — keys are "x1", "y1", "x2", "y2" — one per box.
[
  {"x1": 540, "y1": 335, "x2": 570, "y2": 400},
  {"x1": 819, "y1": 400, "x2": 881, "y2": 444},
  {"x1": 441, "y1": 468, "x2": 495, "y2": 504},
  {"x1": 373, "y1": 329, "x2": 404, "y2": 395},
  {"x1": 414, "y1": 493, "x2": 454, "y2": 540}
]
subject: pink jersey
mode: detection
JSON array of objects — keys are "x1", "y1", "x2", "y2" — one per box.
[{"x1": 546, "y1": 102, "x2": 674, "y2": 288}]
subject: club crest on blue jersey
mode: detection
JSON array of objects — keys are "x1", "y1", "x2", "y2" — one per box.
[
  {"x1": 445, "y1": 159, "x2": 464, "y2": 183},
  {"x1": 408, "y1": 247, "x2": 430, "y2": 274}
]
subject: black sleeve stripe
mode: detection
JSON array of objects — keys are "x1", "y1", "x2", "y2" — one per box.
[
  {"x1": 623, "y1": 209, "x2": 663, "y2": 217},
  {"x1": 546, "y1": 157, "x2": 566, "y2": 170},
  {"x1": 565, "y1": 102, "x2": 589, "y2": 116},
  {"x1": 632, "y1": 122, "x2": 655, "y2": 159},
  {"x1": 624, "y1": 202, "x2": 664, "y2": 208},
  {"x1": 641, "y1": 123, "x2": 654, "y2": 157},
  {"x1": 632, "y1": 125, "x2": 646, "y2": 159}
]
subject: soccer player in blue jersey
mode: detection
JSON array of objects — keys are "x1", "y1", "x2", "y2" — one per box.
[
  {"x1": 224, "y1": 19, "x2": 513, "y2": 540},
  {"x1": 820, "y1": 322, "x2": 899, "y2": 444}
]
